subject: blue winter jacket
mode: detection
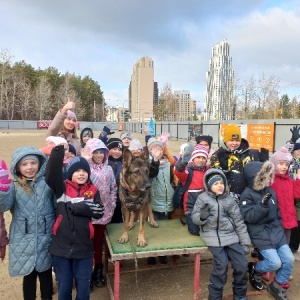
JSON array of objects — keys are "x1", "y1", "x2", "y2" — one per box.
[{"x1": 0, "y1": 147, "x2": 55, "y2": 277}]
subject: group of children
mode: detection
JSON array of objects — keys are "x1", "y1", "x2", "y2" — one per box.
[{"x1": 0, "y1": 97, "x2": 300, "y2": 300}]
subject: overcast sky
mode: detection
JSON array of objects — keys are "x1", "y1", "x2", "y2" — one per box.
[{"x1": 2, "y1": 0, "x2": 300, "y2": 107}]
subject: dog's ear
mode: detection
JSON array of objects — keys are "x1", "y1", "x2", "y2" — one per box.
[
  {"x1": 140, "y1": 146, "x2": 149, "y2": 161},
  {"x1": 123, "y1": 148, "x2": 133, "y2": 168}
]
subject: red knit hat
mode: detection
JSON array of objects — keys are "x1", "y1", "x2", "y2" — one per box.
[{"x1": 189, "y1": 145, "x2": 208, "y2": 162}]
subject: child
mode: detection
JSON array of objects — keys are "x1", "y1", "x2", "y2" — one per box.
[
  {"x1": 288, "y1": 142, "x2": 300, "y2": 253},
  {"x1": 80, "y1": 127, "x2": 93, "y2": 147},
  {"x1": 45, "y1": 145, "x2": 104, "y2": 300},
  {"x1": 270, "y1": 147, "x2": 300, "y2": 244},
  {"x1": 107, "y1": 138, "x2": 124, "y2": 223},
  {"x1": 0, "y1": 147, "x2": 56, "y2": 300},
  {"x1": 195, "y1": 134, "x2": 215, "y2": 164},
  {"x1": 174, "y1": 144, "x2": 208, "y2": 235},
  {"x1": 47, "y1": 96, "x2": 81, "y2": 155},
  {"x1": 128, "y1": 138, "x2": 144, "y2": 158},
  {"x1": 120, "y1": 132, "x2": 132, "y2": 149},
  {"x1": 82, "y1": 138, "x2": 117, "y2": 290},
  {"x1": 0, "y1": 212, "x2": 9, "y2": 261},
  {"x1": 210, "y1": 124, "x2": 255, "y2": 202},
  {"x1": 147, "y1": 137, "x2": 175, "y2": 265},
  {"x1": 240, "y1": 161, "x2": 294, "y2": 299},
  {"x1": 192, "y1": 169, "x2": 251, "y2": 300}
]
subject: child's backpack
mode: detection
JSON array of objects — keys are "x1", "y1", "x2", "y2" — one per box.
[{"x1": 172, "y1": 168, "x2": 193, "y2": 225}]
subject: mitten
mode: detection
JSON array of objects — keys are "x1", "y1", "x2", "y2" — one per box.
[
  {"x1": 242, "y1": 245, "x2": 250, "y2": 255},
  {"x1": 102, "y1": 125, "x2": 115, "y2": 136},
  {"x1": 0, "y1": 160, "x2": 12, "y2": 192},
  {"x1": 85, "y1": 201, "x2": 105, "y2": 217},
  {"x1": 290, "y1": 125, "x2": 300, "y2": 143},
  {"x1": 200, "y1": 203, "x2": 210, "y2": 221},
  {"x1": 158, "y1": 133, "x2": 170, "y2": 146},
  {"x1": 181, "y1": 143, "x2": 194, "y2": 163},
  {"x1": 261, "y1": 193, "x2": 272, "y2": 205},
  {"x1": 175, "y1": 159, "x2": 187, "y2": 172},
  {"x1": 98, "y1": 131, "x2": 108, "y2": 144},
  {"x1": 258, "y1": 148, "x2": 269, "y2": 162}
]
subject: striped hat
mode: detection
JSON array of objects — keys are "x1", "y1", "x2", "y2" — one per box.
[{"x1": 189, "y1": 145, "x2": 208, "y2": 162}]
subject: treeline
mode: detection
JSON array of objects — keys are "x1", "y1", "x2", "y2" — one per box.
[{"x1": 0, "y1": 49, "x2": 105, "y2": 121}]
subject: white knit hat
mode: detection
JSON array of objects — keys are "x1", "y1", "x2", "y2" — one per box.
[{"x1": 129, "y1": 139, "x2": 143, "y2": 151}]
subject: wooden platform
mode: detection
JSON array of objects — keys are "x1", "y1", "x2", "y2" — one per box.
[{"x1": 104, "y1": 219, "x2": 208, "y2": 300}]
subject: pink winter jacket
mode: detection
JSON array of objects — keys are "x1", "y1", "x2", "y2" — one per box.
[{"x1": 85, "y1": 138, "x2": 117, "y2": 225}]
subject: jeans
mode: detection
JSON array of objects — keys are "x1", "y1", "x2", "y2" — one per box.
[
  {"x1": 23, "y1": 268, "x2": 53, "y2": 300},
  {"x1": 53, "y1": 255, "x2": 93, "y2": 300},
  {"x1": 255, "y1": 244, "x2": 294, "y2": 284}
]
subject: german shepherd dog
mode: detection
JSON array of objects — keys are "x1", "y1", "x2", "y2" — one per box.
[{"x1": 118, "y1": 148, "x2": 158, "y2": 247}]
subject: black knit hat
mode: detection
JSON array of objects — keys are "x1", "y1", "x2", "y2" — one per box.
[
  {"x1": 195, "y1": 135, "x2": 213, "y2": 148},
  {"x1": 66, "y1": 157, "x2": 90, "y2": 180},
  {"x1": 68, "y1": 144, "x2": 76, "y2": 156},
  {"x1": 106, "y1": 138, "x2": 123, "y2": 150}
]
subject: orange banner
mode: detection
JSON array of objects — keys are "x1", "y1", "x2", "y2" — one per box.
[{"x1": 247, "y1": 124, "x2": 274, "y2": 151}]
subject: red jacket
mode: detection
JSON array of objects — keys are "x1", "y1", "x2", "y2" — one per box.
[
  {"x1": 270, "y1": 173, "x2": 300, "y2": 229},
  {"x1": 174, "y1": 165, "x2": 208, "y2": 213}
]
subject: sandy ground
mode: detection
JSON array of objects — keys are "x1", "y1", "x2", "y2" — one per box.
[{"x1": 1, "y1": 129, "x2": 300, "y2": 299}]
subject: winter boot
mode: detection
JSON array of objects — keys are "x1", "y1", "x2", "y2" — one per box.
[
  {"x1": 267, "y1": 280, "x2": 289, "y2": 300},
  {"x1": 248, "y1": 262, "x2": 263, "y2": 290},
  {"x1": 94, "y1": 263, "x2": 106, "y2": 288},
  {"x1": 89, "y1": 272, "x2": 94, "y2": 292}
]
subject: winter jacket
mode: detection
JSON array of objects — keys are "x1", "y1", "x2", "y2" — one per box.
[
  {"x1": 0, "y1": 147, "x2": 56, "y2": 277},
  {"x1": 270, "y1": 173, "x2": 299, "y2": 229},
  {"x1": 210, "y1": 138, "x2": 255, "y2": 196},
  {"x1": 45, "y1": 146, "x2": 102, "y2": 259},
  {"x1": 150, "y1": 160, "x2": 174, "y2": 214},
  {"x1": 174, "y1": 159, "x2": 208, "y2": 214},
  {"x1": 240, "y1": 161, "x2": 287, "y2": 250},
  {"x1": 47, "y1": 110, "x2": 81, "y2": 155},
  {"x1": 192, "y1": 168, "x2": 251, "y2": 247},
  {"x1": 108, "y1": 156, "x2": 123, "y2": 209},
  {"x1": 85, "y1": 139, "x2": 117, "y2": 225}
]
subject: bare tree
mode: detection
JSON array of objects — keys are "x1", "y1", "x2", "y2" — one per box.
[{"x1": 35, "y1": 76, "x2": 52, "y2": 120}]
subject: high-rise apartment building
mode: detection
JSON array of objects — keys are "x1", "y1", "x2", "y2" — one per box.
[
  {"x1": 129, "y1": 57, "x2": 154, "y2": 122},
  {"x1": 204, "y1": 40, "x2": 235, "y2": 121},
  {"x1": 174, "y1": 90, "x2": 194, "y2": 121}
]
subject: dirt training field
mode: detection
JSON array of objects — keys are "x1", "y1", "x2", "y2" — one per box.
[{"x1": 0, "y1": 129, "x2": 300, "y2": 299}]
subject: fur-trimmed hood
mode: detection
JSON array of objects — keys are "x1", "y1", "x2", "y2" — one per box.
[{"x1": 244, "y1": 161, "x2": 274, "y2": 191}]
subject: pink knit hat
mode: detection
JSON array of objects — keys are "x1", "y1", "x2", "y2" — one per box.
[
  {"x1": 189, "y1": 145, "x2": 208, "y2": 162},
  {"x1": 270, "y1": 147, "x2": 292, "y2": 166},
  {"x1": 67, "y1": 110, "x2": 77, "y2": 121}
]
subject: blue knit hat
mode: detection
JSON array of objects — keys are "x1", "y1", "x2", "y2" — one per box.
[
  {"x1": 293, "y1": 143, "x2": 300, "y2": 152},
  {"x1": 66, "y1": 157, "x2": 90, "y2": 180},
  {"x1": 207, "y1": 174, "x2": 223, "y2": 190}
]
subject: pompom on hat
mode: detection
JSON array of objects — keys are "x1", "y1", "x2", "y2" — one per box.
[
  {"x1": 66, "y1": 110, "x2": 77, "y2": 121},
  {"x1": 46, "y1": 136, "x2": 68, "y2": 146},
  {"x1": 270, "y1": 147, "x2": 292, "y2": 166},
  {"x1": 223, "y1": 124, "x2": 241, "y2": 143},
  {"x1": 66, "y1": 157, "x2": 90, "y2": 180},
  {"x1": 189, "y1": 145, "x2": 208, "y2": 163}
]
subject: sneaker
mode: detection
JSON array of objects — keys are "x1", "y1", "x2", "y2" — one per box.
[
  {"x1": 248, "y1": 262, "x2": 263, "y2": 290},
  {"x1": 267, "y1": 280, "x2": 289, "y2": 300}
]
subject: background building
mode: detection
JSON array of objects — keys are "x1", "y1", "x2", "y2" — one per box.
[
  {"x1": 204, "y1": 40, "x2": 235, "y2": 121},
  {"x1": 174, "y1": 90, "x2": 194, "y2": 121},
  {"x1": 129, "y1": 57, "x2": 154, "y2": 122}
]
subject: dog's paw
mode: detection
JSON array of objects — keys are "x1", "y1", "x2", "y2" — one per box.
[
  {"x1": 128, "y1": 223, "x2": 134, "y2": 230},
  {"x1": 118, "y1": 236, "x2": 129, "y2": 244},
  {"x1": 149, "y1": 221, "x2": 159, "y2": 228},
  {"x1": 137, "y1": 239, "x2": 148, "y2": 247}
]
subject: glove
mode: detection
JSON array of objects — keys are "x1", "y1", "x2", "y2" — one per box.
[
  {"x1": 258, "y1": 148, "x2": 269, "y2": 162},
  {"x1": 85, "y1": 201, "x2": 105, "y2": 217},
  {"x1": 261, "y1": 193, "x2": 272, "y2": 205},
  {"x1": 158, "y1": 133, "x2": 170, "y2": 146},
  {"x1": 0, "y1": 160, "x2": 12, "y2": 192},
  {"x1": 242, "y1": 245, "x2": 250, "y2": 255},
  {"x1": 98, "y1": 131, "x2": 108, "y2": 144},
  {"x1": 181, "y1": 143, "x2": 194, "y2": 163},
  {"x1": 200, "y1": 203, "x2": 210, "y2": 221},
  {"x1": 102, "y1": 125, "x2": 115, "y2": 136},
  {"x1": 290, "y1": 125, "x2": 300, "y2": 143},
  {"x1": 175, "y1": 160, "x2": 187, "y2": 172}
]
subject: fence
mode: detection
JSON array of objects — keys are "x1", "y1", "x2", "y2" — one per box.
[{"x1": 1, "y1": 119, "x2": 300, "y2": 152}]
